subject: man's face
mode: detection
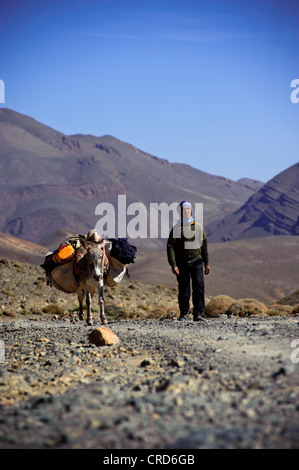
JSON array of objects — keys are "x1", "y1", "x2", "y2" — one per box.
[{"x1": 182, "y1": 206, "x2": 192, "y2": 219}]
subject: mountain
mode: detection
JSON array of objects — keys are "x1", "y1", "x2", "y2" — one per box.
[
  {"x1": 0, "y1": 108, "x2": 263, "y2": 246},
  {"x1": 206, "y1": 162, "x2": 299, "y2": 242}
]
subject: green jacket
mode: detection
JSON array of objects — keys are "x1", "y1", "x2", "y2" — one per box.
[{"x1": 167, "y1": 221, "x2": 209, "y2": 268}]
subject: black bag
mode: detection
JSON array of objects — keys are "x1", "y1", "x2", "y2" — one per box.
[{"x1": 108, "y1": 238, "x2": 137, "y2": 264}]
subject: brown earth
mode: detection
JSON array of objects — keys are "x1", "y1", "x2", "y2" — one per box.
[{"x1": 0, "y1": 260, "x2": 299, "y2": 449}]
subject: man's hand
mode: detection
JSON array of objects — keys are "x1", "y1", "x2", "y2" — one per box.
[
  {"x1": 172, "y1": 266, "x2": 179, "y2": 276},
  {"x1": 205, "y1": 266, "x2": 210, "y2": 275}
]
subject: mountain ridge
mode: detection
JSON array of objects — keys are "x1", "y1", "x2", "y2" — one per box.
[
  {"x1": 206, "y1": 162, "x2": 299, "y2": 242},
  {"x1": 0, "y1": 108, "x2": 263, "y2": 246}
]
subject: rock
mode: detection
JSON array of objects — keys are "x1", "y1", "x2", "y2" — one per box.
[
  {"x1": 169, "y1": 356, "x2": 185, "y2": 367},
  {"x1": 88, "y1": 327, "x2": 120, "y2": 346},
  {"x1": 140, "y1": 358, "x2": 152, "y2": 367},
  {"x1": 37, "y1": 337, "x2": 51, "y2": 343}
]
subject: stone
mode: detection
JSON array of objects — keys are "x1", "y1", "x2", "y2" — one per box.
[
  {"x1": 140, "y1": 358, "x2": 152, "y2": 367},
  {"x1": 37, "y1": 337, "x2": 51, "y2": 343},
  {"x1": 88, "y1": 327, "x2": 120, "y2": 346},
  {"x1": 170, "y1": 356, "x2": 185, "y2": 367}
]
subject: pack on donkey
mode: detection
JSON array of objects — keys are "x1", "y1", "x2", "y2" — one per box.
[{"x1": 41, "y1": 230, "x2": 137, "y2": 325}]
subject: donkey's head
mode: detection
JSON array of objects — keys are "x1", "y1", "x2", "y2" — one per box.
[
  {"x1": 79, "y1": 238, "x2": 105, "y2": 282},
  {"x1": 85, "y1": 247, "x2": 103, "y2": 281}
]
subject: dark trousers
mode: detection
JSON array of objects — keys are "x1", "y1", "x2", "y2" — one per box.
[{"x1": 177, "y1": 258, "x2": 205, "y2": 317}]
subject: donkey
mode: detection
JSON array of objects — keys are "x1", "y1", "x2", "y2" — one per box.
[{"x1": 75, "y1": 237, "x2": 108, "y2": 326}]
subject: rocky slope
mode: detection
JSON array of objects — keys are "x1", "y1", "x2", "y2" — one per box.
[
  {"x1": 207, "y1": 162, "x2": 299, "y2": 242},
  {"x1": 0, "y1": 260, "x2": 299, "y2": 449},
  {"x1": 0, "y1": 108, "x2": 262, "y2": 247}
]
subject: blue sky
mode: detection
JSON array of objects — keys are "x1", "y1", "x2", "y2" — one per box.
[{"x1": 1, "y1": 0, "x2": 298, "y2": 182}]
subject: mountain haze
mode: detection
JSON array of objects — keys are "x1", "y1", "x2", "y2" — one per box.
[{"x1": 0, "y1": 108, "x2": 262, "y2": 246}]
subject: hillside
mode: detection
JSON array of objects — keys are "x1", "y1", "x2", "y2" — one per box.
[
  {"x1": 0, "y1": 108, "x2": 262, "y2": 247},
  {"x1": 129, "y1": 235, "x2": 299, "y2": 304},
  {"x1": 1, "y1": 230, "x2": 298, "y2": 305},
  {"x1": 206, "y1": 162, "x2": 299, "y2": 242},
  {"x1": 0, "y1": 231, "x2": 48, "y2": 264}
]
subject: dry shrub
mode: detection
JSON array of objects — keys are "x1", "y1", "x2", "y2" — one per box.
[
  {"x1": 266, "y1": 304, "x2": 293, "y2": 315},
  {"x1": 114, "y1": 309, "x2": 137, "y2": 320},
  {"x1": 226, "y1": 298, "x2": 267, "y2": 317},
  {"x1": 146, "y1": 305, "x2": 168, "y2": 319},
  {"x1": 204, "y1": 295, "x2": 235, "y2": 318},
  {"x1": 42, "y1": 303, "x2": 64, "y2": 315},
  {"x1": 147, "y1": 305, "x2": 180, "y2": 320},
  {"x1": 0, "y1": 258, "x2": 10, "y2": 266},
  {"x1": 137, "y1": 303, "x2": 151, "y2": 311},
  {"x1": 266, "y1": 309, "x2": 288, "y2": 316},
  {"x1": 105, "y1": 303, "x2": 128, "y2": 319},
  {"x1": 292, "y1": 304, "x2": 299, "y2": 314}
]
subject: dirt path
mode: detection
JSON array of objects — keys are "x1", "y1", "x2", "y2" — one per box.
[{"x1": 1, "y1": 314, "x2": 299, "y2": 449}]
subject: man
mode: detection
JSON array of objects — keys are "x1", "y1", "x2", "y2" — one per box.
[{"x1": 167, "y1": 201, "x2": 210, "y2": 321}]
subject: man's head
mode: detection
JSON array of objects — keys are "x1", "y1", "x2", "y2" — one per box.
[{"x1": 178, "y1": 201, "x2": 193, "y2": 219}]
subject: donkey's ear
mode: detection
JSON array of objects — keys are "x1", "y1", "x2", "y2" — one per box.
[{"x1": 97, "y1": 237, "x2": 105, "y2": 248}]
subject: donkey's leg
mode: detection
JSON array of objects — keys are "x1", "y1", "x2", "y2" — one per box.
[
  {"x1": 97, "y1": 281, "x2": 107, "y2": 324},
  {"x1": 78, "y1": 288, "x2": 85, "y2": 321},
  {"x1": 86, "y1": 292, "x2": 93, "y2": 326}
]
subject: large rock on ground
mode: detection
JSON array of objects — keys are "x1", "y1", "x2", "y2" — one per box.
[{"x1": 88, "y1": 327, "x2": 120, "y2": 346}]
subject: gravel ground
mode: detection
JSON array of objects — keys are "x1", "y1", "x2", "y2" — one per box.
[{"x1": 1, "y1": 314, "x2": 299, "y2": 449}]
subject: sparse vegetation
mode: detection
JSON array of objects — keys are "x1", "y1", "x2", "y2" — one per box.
[
  {"x1": 0, "y1": 259, "x2": 297, "y2": 324},
  {"x1": 41, "y1": 304, "x2": 65, "y2": 315},
  {"x1": 203, "y1": 295, "x2": 235, "y2": 318},
  {"x1": 226, "y1": 299, "x2": 267, "y2": 317}
]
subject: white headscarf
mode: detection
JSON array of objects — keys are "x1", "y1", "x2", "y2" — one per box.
[{"x1": 178, "y1": 201, "x2": 194, "y2": 224}]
